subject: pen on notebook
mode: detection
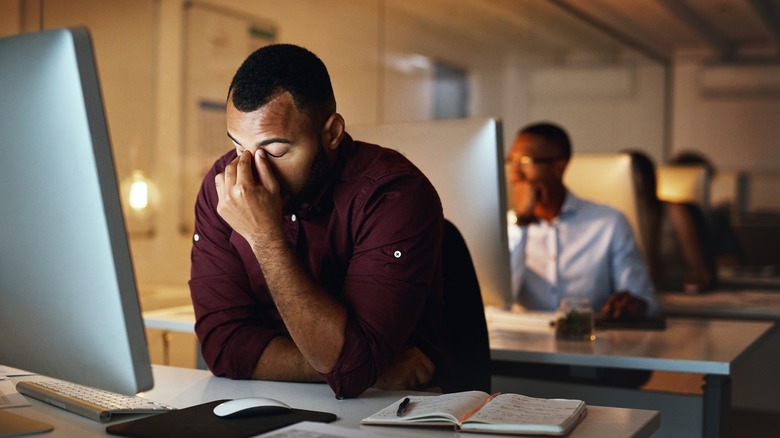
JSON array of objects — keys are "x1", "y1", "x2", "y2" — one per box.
[{"x1": 396, "y1": 397, "x2": 411, "y2": 417}]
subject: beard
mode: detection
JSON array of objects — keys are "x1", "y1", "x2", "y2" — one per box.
[{"x1": 283, "y1": 142, "x2": 331, "y2": 212}]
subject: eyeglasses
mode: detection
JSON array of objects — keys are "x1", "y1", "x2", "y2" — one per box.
[{"x1": 506, "y1": 155, "x2": 563, "y2": 167}]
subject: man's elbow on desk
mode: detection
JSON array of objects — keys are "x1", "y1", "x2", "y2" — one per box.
[
  {"x1": 245, "y1": 332, "x2": 379, "y2": 399},
  {"x1": 318, "y1": 328, "x2": 385, "y2": 399},
  {"x1": 199, "y1": 322, "x2": 410, "y2": 399}
]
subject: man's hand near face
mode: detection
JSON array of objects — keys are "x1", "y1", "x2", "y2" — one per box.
[
  {"x1": 212, "y1": 147, "x2": 436, "y2": 393},
  {"x1": 214, "y1": 149, "x2": 284, "y2": 247},
  {"x1": 512, "y1": 179, "x2": 545, "y2": 226},
  {"x1": 214, "y1": 148, "x2": 348, "y2": 376}
]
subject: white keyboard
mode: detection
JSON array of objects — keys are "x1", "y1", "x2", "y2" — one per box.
[{"x1": 16, "y1": 378, "x2": 175, "y2": 423}]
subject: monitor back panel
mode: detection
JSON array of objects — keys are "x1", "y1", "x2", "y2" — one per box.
[
  {"x1": 0, "y1": 28, "x2": 152, "y2": 394},
  {"x1": 349, "y1": 118, "x2": 511, "y2": 306}
]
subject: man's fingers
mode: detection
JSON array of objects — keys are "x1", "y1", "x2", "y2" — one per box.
[
  {"x1": 611, "y1": 294, "x2": 630, "y2": 317},
  {"x1": 420, "y1": 351, "x2": 435, "y2": 375},
  {"x1": 605, "y1": 292, "x2": 647, "y2": 319},
  {"x1": 235, "y1": 150, "x2": 255, "y2": 185},
  {"x1": 417, "y1": 363, "x2": 434, "y2": 386},
  {"x1": 601, "y1": 294, "x2": 619, "y2": 314},
  {"x1": 410, "y1": 347, "x2": 435, "y2": 386},
  {"x1": 512, "y1": 180, "x2": 536, "y2": 217},
  {"x1": 214, "y1": 172, "x2": 225, "y2": 196},
  {"x1": 220, "y1": 156, "x2": 240, "y2": 193},
  {"x1": 255, "y1": 149, "x2": 279, "y2": 193}
]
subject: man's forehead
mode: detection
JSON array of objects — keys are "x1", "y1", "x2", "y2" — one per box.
[
  {"x1": 228, "y1": 95, "x2": 304, "y2": 133},
  {"x1": 511, "y1": 133, "x2": 547, "y2": 153},
  {"x1": 254, "y1": 93, "x2": 298, "y2": 119}
]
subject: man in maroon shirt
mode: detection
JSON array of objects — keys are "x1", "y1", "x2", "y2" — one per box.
[{"x1": 189, "y1": 44, "x2": 452, "y2": 398}]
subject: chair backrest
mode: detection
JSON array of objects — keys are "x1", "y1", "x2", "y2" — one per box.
[
  {"x1": 656, "y1": 165, "x2": 710, "y2": 212},
  {"x1": 442, "y1": 219, "x2": 491, "y2": 393},
  {"x1": 564, "y1": 153, "x2": 643, "y2": 254},
  {"x1": 662, "y1": 201, "x2": 718, "y2": 291}
]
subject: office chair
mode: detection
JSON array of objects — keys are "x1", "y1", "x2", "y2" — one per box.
[
  {"x1": 656, "y1": 165, "x2": 711, "y2": 213},
  {"x1": 664, "y1": 201, "x2": 718, "y2": 292},
  {"x1": 563, "y1": 153, "x2": 644, "y2": 255},
  {"x1": 442, "y1": 219, "x2": 491, "y2": 393}
]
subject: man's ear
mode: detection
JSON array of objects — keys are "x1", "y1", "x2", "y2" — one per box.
[{"x1": 322, "y1": 113, "x2": 345, "y2": 151}]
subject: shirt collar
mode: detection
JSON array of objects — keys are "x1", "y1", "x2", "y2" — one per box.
[{"x1": 559, "y1": 189, "x2": 584, "y2": 218}]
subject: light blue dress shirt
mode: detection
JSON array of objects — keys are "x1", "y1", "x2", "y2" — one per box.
[{"x1": 508, "y1": 191, "x2": 659, "y2": 316}]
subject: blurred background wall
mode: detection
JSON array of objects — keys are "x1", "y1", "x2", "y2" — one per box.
[{"x1": 1, "y1": 0, "x2": 777, "y2": 305}]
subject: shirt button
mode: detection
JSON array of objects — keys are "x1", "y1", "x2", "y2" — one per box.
[
  {"x1": 193, "y1": 233, "x2": 200, "y2": 242},
  {"x1": 291, "y1": 214, "x2": 297, "y2": 222},
  {"x1": 394, "y1": 250, "x2": 402, "y2": 258}
]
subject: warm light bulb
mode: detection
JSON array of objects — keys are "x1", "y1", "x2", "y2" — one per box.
[
  {"x1": 121, "y1": 169, "x2": 158, "y2": 237},
  {"x1": 129, "y1": 178, "x2": 149, "y2": 210}
]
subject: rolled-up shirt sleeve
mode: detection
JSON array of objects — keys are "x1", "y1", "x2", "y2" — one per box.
[
  {"x1": 319, "y1": 171, "x2": 444, "y2": 397},
  {"x1": 610, "y1": 213, "x2": 661, "y2": 316},
  {"x1": 189, "y1": 158, "x2": 285, "y2": 379}
]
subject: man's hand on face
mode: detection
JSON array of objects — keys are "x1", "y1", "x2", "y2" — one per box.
[
  {"x1": 214, "y1": 149, "x2": 285, "y2": 244},
  {"x1": 512, "y1": 179, "x2": 545, "y2": 226},
  {"x1": 373, "y1": 346, "x2": 435, "y2": 390},
  {"x1": 600, "y1": 291, "x2": 648, "y2": 320}
]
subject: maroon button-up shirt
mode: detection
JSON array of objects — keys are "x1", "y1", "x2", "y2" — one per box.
[{"x1": 189, "y1": 134, "x2": 452, "y2": 398}]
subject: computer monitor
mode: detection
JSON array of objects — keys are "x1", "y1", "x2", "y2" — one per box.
[
  {"x1": 348, "y1": 118, "x2": 512, "y2": 306},
  {"x1": 0, "y1": 27, "x2": 153, "y2": 395}
]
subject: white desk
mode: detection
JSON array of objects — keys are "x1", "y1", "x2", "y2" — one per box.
[
  {"x1": 142, "y1": 305, "x2": 201, "y2": 367},
  {"x1": 6, "y1": 365, "x2": 659, "y2": 437},
  {"x1": 657, "y1": 290, "x2": 780, "y2": 417},
  {"x1": 718, "y1": 270, "x2": 780, "y2": 290},
  {"x1": 659, "y1": 289, "x2": 780, "y2": 320},
  {"x1": 142, "y1": 305, "x2": 196, "y2": 332},
  {"x1": 487, "y1": 309, "x2": 775, "y2": 438}
]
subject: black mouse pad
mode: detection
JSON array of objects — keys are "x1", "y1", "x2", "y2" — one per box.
[{"x1": 106, "y1": 399, "x2": 337, "y2": 438}]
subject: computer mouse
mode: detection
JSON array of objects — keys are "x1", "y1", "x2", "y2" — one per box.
[{"x1": 212, "y1": 397, "x2": 292, "y2": 418}]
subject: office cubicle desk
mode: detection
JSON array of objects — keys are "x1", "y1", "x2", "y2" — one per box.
[
  {"x1": 142, "y1": 305, "x2": 196, "y2": 332},
  {"x1": 486, "y1": 309, "x2": 775, "y2": 438},
  {"x1": 659, "y1": 289, "x2": 780, "y2": 321},
  {"x1": 657, "y1": 288, "x2": 780, "y2": 424},
  {"x1": 6, "y1": 365, "x2": 660, "y2": 437}
]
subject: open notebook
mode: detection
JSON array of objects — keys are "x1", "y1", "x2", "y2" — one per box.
[{"x1": 362, "y1": 390, "x2": 587, "y2": 436}]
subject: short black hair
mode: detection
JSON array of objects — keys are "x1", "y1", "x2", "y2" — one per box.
[
  {"x1": 518, "y1": 122, "x2": 572, "y2": 160},
  {"x1": 228, "y1": 44, "x2": 336, "y2": 127},
  {"x1": 671, "y1": 150, "x2": 715, "y2": 178}
]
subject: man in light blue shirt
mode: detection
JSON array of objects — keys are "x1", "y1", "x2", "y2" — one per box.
[{"x1": 507, "y1": 122, "x2": 659, "y2": 318}]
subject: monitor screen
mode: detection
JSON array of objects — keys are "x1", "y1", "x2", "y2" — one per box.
[
  {"x1": 348, "y1": 118, "x2": 511, "y2": 306},
  {"x1": 0, "y1": 27, "x2": 153, "y2": 395}
]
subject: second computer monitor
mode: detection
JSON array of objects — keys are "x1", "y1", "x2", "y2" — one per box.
[{"x1": 349, "y1": 117, "x2": 511, "y2": 306}]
